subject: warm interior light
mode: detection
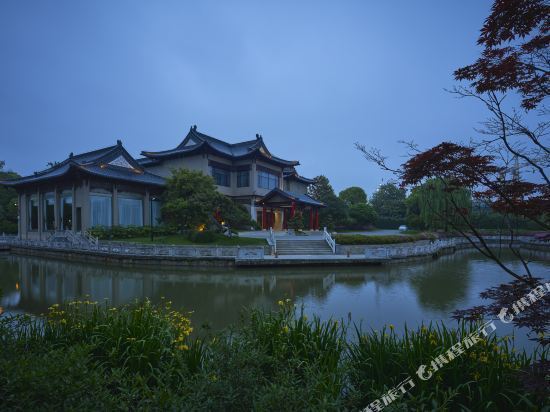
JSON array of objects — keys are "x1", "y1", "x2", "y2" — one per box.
[
  {"x1": 197, "y1": 224, "x2": 205, "y2": 232},
  {"x1": 15, "y1": 282, "x2": 19, "y2": 290}
]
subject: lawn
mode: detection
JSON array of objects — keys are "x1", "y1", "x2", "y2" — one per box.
[{"x1": 114, "y1": 234, "x2": 267, "y2": 246}]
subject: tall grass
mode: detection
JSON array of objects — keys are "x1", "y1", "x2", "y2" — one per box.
[{"x1": 0, "y1": 299, "x2": 546, "y2": 410}]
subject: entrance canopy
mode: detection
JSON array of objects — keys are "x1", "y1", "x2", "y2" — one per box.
[{"x1": 256, "y1": 188, "x2": 325, "y2": 230}]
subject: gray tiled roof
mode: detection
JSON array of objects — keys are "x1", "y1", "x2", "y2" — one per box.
[
  {"x1": 1, "y1": 143, "x2": 166, "y2": 187},
  {"x1": 283, "y1": 167, "x2": 314, "y2": 184},
  {"x1": 142, "y1": 127, "x2": 299, "y2": 166},
  {"x1": 258, "y1": 188, "x2": 325, "y2": 207}
]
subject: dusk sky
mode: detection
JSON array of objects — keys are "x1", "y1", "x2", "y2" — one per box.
[{"x1": 1, "y1": 1, "x2": 494, "y2": 196}]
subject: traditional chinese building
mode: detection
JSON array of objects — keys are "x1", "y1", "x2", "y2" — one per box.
[{"x1": 2, "y1": 126, "x2": 324, "y2": 239}]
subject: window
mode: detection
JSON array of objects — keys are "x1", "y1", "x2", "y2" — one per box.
[
  {"x1": 258, "y1": 170, "x2": 279, "y2": 190},
  {"x1": 28, "y1": 196, "x2": 38, "y2": 231},
  {"x1": 118, "y1": 197, "x2": 143, "y2": 227},
  {"x1": 151, "y1": 199, "x2": 162, "y2": 226},
  {"x1": 237, "y1": 170, "x2": 249, "y2": 187},
  {"x1": 212, "y1": 166, "x2": 230, "y2": 187},
  {"x1": 61, "y1": 194, "x2": 72, "y2": 230},
  {"x1": 43, "y1": 193, "x2": 55, "y2": 231},
  {"x1": 90, "y1": 194, "x2": 112, "y2": 227}
]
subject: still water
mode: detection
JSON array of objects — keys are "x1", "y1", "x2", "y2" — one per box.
[{"x1": 1, "y1": 251, "x2": 548, "y2": 352}]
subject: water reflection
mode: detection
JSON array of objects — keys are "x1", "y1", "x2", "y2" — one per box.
[{"x1": 0, "y1": 251, "x2": 548, "y2": 347}]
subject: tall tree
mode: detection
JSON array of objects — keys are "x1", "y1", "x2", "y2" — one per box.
[
  {"x1": 454, "y1": 0, "x2": 549, "y2": 110},
  {"x1": 407, "y1": 179, "x2": 472, "y2": 231},
  {"x1": 0, "y1": 161, "x2": 20, "y2": 234},
  {"x1": 356, "y1": 0, "x2": 549, "y2": 349},
  {"x1": 339, "y1": 186, "x2": 367, "y2": 206},
  {"x1": 307, "y1": 175, "x2": 335, "y2": 202},
  {"x1": 308, "y1": 175, "x2": 348, "y2": 229},
  {"x1": 161, "y1": 169, "x2": 219, "y2": 231},
  {"x1": 370, "y1": 183, "x2": 406, "y2": 227}
]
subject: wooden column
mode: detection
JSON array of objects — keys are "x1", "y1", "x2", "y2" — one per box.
[
  {"x1": 262, "y1": 205, "x2": 266, "y2": 229},
  {"x1": 315, "y1": 209, "x2": 320, "y2": 230},
  {"x1": 290, "y1": 201, "x2": 296, "y2": 218},
  {"x1": 309, "y1": 207, "x2": 314, "y2": 230}
]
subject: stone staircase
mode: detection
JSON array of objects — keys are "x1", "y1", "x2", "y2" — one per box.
[{"x1": 275, "y1": 239, "x2": 334, "y2": 256}]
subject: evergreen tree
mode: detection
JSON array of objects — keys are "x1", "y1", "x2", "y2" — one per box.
[
  {"x1": 339, "y1": 186, "x2": 367, "y2": 206},
  {"x1": 370, "y1": 183, "x2": 406, "y2": 228}
]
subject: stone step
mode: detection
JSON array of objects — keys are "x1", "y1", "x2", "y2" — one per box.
[{"x1": 274, "y1": 239, "x2": 333, "y2": 255}]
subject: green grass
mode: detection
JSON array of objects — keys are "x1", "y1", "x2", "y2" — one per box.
[
  {"x1": 113, "y1": 233, "x2": 267, "y2": 246},
  {"x1": 0, "y1": 300, "x2": 546, "y2": 410}
]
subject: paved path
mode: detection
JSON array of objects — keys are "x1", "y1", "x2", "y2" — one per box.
[{"x1": 238, "y1": 229, "x2": 402, "y2": 239}]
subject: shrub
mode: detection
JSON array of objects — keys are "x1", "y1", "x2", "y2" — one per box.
[
  {"x1": 89, "y1": 225, "x2": 177, "y2": 240},
  {"x1": 335, "y1": 233, "x2": 436, "y2": 245}
]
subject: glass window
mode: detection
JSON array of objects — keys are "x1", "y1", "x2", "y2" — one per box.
[
  {"x1": 61, "y1": 194, "x2": 73, "y2": 230},
  {"x1": 118, "y1": 197, "x2": 143, "y2": 227},
  {"x1": 28, "y1": 196, "x2": 38, "y2": 231},
  {"x1": 212, "y1": 166, "x2": 230, "y2": 187},
  {"x1": 43, "y1": 193, "x2": 55, "y2": 231},
  {"x1": 90, "y1": 194, "x2": 112, "y2": 227},
  {"x1": 237, "y1": 170, "x2": 249, "y2": 187},
  {"x1": 151, "y1": 199, "x2": 162, "y2": 227},
  {"x1": 258, "y1": 170, "x2": 279, "y2": 190}
]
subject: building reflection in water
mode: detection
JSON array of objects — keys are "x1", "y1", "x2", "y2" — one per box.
[{"x1": 2, "y1": 251, "x2": 546, "y2": 333}]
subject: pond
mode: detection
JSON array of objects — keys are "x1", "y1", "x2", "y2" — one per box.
[{"x1": 1, "y1": 250, "x2": 548, "y2": 352}]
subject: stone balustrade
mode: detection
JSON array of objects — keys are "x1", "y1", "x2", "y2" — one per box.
[{"x1": 0, "y1": 235, "x2": 265, "y2": 260}]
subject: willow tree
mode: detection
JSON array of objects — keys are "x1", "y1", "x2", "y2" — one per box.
[{"x1": 416, "y1": 179, "x2": 471, "y2": 231}]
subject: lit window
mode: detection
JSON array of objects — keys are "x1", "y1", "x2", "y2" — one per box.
[
  {"x1": 28, "y1": 196, "x2": 38, "y2": 231},
  {"x1": 90, "y1": 194, "x2": 112, "y2": 227},
  {"x1": 43, "y1": 193, "x2": 55, "y2": 231},
  {"x1": 118, "y1": 197, "x2": 143, "y2": 227}
]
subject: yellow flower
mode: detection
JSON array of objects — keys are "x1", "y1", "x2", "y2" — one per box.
[
  {"x1": 277, "y1": 300, "x2": 284, "y2": 306},
  {"x1": 282, "y1": 325, "x2": 289, "y2": 333},
  {"x1": 389, "y1": 324, "x2": 394, "y2": 331},
  {"x1": 472, "y1": 371, "x2": 481, "y2": 380},
  {"x1": 178, "y1": 344, "x2": 189, "y2": 351},
  {"x1": 60, "y1": 319, "x2": 67, "y2": 324}
]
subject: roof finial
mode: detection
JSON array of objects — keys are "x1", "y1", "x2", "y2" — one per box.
[
  {"x1": 256, "y1": 133, "x2": 260, "y2": 140},
  {"x1": 69, "y1": 152, "x2": 73, "y2": 158},
  {"x1": 117, "y1": 139, "x2": 122, "y2": 146},
  {"x1": 193, "y1": 125, "x2": 197, "y2": 130}
]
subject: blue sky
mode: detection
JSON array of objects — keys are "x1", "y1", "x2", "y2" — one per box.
[{"x1": 0, "y1": 0, "x2": 494, "y2": 195}]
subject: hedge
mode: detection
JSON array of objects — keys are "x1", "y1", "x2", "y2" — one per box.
[{"x1": 335, "y1": 233, "x2": 436, "y2": 245}]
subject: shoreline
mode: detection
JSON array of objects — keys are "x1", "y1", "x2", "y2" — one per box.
[{"x1": 1, "y1": 235, "x2": 548, "y2": 267}]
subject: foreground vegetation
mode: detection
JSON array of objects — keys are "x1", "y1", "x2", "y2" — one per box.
[{"x1": 0, "y1": 300, "x2": 547, "y2": 411}]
